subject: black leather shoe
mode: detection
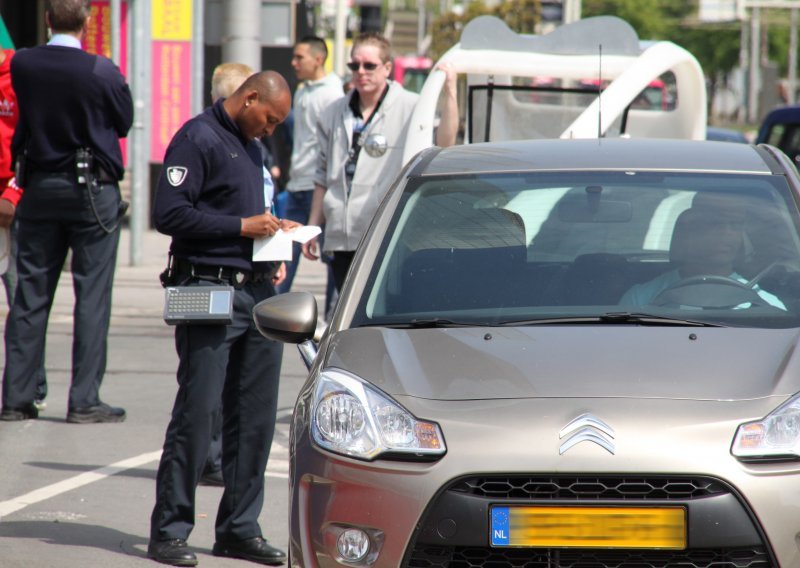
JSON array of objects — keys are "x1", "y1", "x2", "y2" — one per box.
[
  {"x1": 199, "y1": 468, "x2": 224, "y2": 487},
  {"x1": 147, "y1": 539, "x2": 197, "y2": 566},
  {"x1": 67, "y1": 402, "x2": 126, "y2": 424},
  {"x1": 212, "y1": 537, "x2": 287, "y2": 565},
  {"x1": 0, "y1": 404, "x2": 39, "y2": 421}
]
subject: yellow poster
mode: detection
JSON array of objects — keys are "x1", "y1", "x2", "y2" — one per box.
[{"x1": 152, "y1": 0, "x2": 192, "y2": 41}]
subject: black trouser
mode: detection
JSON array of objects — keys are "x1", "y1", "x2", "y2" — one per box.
[
  {"x1": 2, "y1": 172, "x2": 121, "y2": 410},
  {"x1": 150, "y1": 277, "x2": 283, "y2": 543}
]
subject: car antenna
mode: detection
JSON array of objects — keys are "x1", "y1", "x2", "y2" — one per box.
[{"x1": 597, "y1": 44, "x2": 603, "y2": 139}]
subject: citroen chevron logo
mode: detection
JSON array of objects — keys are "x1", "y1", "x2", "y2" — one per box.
[{"x1": 558, "y1": 413, "x2": 616, "y2": 455}]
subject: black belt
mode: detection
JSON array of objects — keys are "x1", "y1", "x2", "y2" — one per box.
[
  {"x1": 32, "y1": 166, "x2": 116, "y2": 183},
  {"x1": 174, "y1": 259, "x2": 275, "y2": 287}
]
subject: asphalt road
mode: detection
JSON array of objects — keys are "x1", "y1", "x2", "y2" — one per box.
[{"x1": 0, "y1": 228, "x2": 326, "y2": 567}]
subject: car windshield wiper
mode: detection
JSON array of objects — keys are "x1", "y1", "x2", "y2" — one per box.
[
  {"x1": 497, "y1": 312, "x2": 723, "y2": 327},
  {"x1": 368, "y1": 318, "x2": 479, "y2": 329}
]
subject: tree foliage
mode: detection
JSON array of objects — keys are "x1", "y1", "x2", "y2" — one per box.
[{"x1": 429, "y1": 0, "x2": 540, "y2": 61}]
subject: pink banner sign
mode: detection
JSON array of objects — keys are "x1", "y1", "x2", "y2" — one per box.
[{"x1": 150, "y1": 40, "x2": 192, "y2": 162}]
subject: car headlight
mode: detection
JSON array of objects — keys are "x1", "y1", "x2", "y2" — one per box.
[
  {"x1": 732, "y1": 393, "x2": 800, "y2": 462},
  {"x1": 311, "y1": 369, "x2": 446, "y2": 461}
]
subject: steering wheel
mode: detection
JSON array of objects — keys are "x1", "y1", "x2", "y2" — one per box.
[{"x1": 651, "y1": 275, "x2": 767, "y2": 309}]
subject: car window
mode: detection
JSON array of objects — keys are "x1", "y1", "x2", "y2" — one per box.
[{"x1": 357, "y1": 171, "x2": 800, "y2": 328}]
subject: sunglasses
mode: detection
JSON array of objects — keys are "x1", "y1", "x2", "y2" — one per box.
[{"x1": 346, "y1": 61, "x2": 380, "y2": 72}]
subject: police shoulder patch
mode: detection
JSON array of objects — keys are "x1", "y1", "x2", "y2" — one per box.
[{"x1": 167, "y1": 166, "x2": 188, "y2": 187}]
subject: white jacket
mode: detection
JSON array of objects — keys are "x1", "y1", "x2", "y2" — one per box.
[{"x1": 314, "y1": 81, "x2": 418, "y2": 251}]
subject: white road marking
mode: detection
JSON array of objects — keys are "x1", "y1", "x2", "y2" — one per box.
[
  {"x1": 0, "y1": 450, "x2": 162, "y2": 519},
  {"x1": 0, "y1": 440, "x2": 291, "y2": 517}
]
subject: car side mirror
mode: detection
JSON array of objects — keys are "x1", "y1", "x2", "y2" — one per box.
[{"x1": 253, "y1": 292, "x2": 317, "y2": 344}]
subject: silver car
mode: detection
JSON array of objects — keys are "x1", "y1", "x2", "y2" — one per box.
[{"x1": 256, "y1": 138, "x2": 800, "y2": 567}]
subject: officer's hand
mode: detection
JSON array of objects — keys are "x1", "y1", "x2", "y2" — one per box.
[
  {"x1": 280, "y1": 219, "x2": 302, "y2": 232},
  {"x1": 302, "y1": 236, "x2": 320, "y2": 261},
  {"x1": 272, "y1": 262, "x2": 287, "y2": 286},
  {"x1": 0, "y1": 199, "x2": 15, "y2": 228},
  {"x1": 241, "y1": 212, "x2": 281, "y2": 238}
]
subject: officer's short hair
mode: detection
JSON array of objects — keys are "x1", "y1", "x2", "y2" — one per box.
[
  {"x1": 211, "y1": 62, "x2": 255, "y2": 102},
  {"x1": 238, "y1": 71, "x2": 290, "y2": 103},
  {"x1": 352, "y1": 32, "x2": 391, "y2": 64},
  {"x1": 46, "y1": 0, "x2": 91, "y2": 33},
  {"x1": 297, "y1": 36, "x2": 329, "y2": 64}
]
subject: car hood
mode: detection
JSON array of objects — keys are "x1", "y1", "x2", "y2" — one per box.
[{"x1": 323, "y1": 326, "x2": 800, "y2": 401}]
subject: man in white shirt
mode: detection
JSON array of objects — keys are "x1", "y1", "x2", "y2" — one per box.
[{"x1": 277, "y1": 36, "x2": 343, "y2": 295}]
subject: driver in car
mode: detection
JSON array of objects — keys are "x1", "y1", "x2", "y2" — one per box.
[{"x1": 620, "y1": 192, "x2": 785, "y2": 310}]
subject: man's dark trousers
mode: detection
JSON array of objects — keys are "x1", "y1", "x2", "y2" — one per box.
[
  {"x1": 2, "y1": 171, "x2": 121, "y2": 410},
  {"x1": 150, "y1": 278, "x2": 283, "y2": 542}
]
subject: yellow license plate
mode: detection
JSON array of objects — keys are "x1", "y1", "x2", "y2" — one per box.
[{"x1": 490, "y1": 505, "x2": 686, "y2": 549}]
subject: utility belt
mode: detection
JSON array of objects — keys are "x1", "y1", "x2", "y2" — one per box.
[
  {"x1": 33, "y1": 164, "x2": 117, "y2": 183},
  {"x1": 169, "y1": 258, "x2": 277, "y2": 289}
]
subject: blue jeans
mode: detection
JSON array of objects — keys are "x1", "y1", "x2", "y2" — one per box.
[{"x1": 276, "y1": 190, "x2": 313, "y2": 294}]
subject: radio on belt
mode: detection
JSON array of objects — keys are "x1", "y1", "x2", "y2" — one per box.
[{"x1": 163, "y1": 286, "x2": 234, "y2": 325}]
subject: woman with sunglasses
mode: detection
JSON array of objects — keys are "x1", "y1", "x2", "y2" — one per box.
[{"x1": 303, "y1": 32, "x2": 457, "y2": 292}]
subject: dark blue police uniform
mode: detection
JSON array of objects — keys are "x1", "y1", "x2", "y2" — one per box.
[
  {"x1": 150, "y1": 99, "x2": 284, "y2": 545},
  {"x1": 2, "y1": 36, "x2": 133, "y2": 421}
]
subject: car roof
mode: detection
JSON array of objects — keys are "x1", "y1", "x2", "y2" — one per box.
[{"x1": 420, "y1": 138, "x2": 774, "y2": 177}]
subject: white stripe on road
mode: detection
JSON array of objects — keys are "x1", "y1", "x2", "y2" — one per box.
[
  {"x1": 0, "y1": 450, "x2": 163, "y2": 519},
  {"x1": 0, "y1": 443, "x2": 290, "y2": 518}
]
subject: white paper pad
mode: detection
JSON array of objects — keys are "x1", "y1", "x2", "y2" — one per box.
[{"x1": 252, "y1": 225, "x2": 322, "y2": 262}]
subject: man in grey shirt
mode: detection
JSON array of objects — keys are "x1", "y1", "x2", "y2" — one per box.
[{"x1": 277, "y1": 36, "x2": 342, "y2": 295}]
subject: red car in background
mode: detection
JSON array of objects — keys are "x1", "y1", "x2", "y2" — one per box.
[{"x1": 393, "y1": 55, "x2": 432, "y2": 93}]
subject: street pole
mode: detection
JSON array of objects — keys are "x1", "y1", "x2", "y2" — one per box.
[
  {"x1": 192, "y1": 0, "x2": 205, "y2": 115},
  {"x1": 738, "y1": 14, "x2": 749, "y2": 123},
  {"x1": 564, "y1": 0, "x2": 582, "y2": 24},
  {"x1": 129, "y1": 0, "x2": 151, "y2": 266},
  {"x1": 222, "y1": 0, "x2": 261, "y2": 71},
  {"x1": 110, "y1": 0, "x2": 120, "y2": 65},
  {"x1": 417, "y1": 0, "x2": 425, "y2": 55},
  {"x1": 334, "y1": 0, "x2": 347, "y2": 77},
  {"x1": 748, "y1": 7, "x2": 761, "y2": 123}
]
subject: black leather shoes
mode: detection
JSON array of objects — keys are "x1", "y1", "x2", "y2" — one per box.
[
  {"x1": 212, "y1": 537, "x2": 287, "y2": 565},
  {"x1": 66, "y1": 402, "x2": 126, "y2": 424},
  {"x1": 0, "y1": 404, "x2": 39, "y2": 421},
  {"x1": 147, "y1": 539, "x2": 197, "y2": 566}
]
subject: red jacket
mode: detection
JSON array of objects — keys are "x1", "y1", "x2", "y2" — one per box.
[{"x1": 0, "y1": 49, "x2": 21, "y2": 206}]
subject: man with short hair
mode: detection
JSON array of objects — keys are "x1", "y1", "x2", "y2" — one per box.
[
  {"x1": 277, "y1": 35, "x2": 342, "y2": 295},
  {"x1": 1, "y1": 0, "x2": 133, "y2": 423},
  {"x1": 149, "y1": 71, "x2": 296, "y2": 567},
  {"x1": 302, "y1": 33, "x2": 458, "y2": 293}
]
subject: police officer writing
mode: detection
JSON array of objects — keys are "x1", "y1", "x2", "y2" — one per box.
[
  {"x1": 1, "y1": 0, "x2": 133, "y2": 423},
  {"x1": 148, "y1": 71, "x2": 297, "y2": 567}
]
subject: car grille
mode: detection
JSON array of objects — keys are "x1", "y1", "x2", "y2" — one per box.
[
  {"x1": 407, "y1": 545, "x2": 771, "y2": 568},
  {"x1": 450, "y1": 475, "x2": 728, "y2": 500},
  {"x1": 403, "y1": 476, "x2": 774, "y2": 568}
]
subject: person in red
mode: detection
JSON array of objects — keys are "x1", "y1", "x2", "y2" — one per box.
[{"x1": 0, "y1": 47, "x2": 47, "y2": 410}]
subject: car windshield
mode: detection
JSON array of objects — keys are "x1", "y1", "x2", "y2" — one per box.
[{"x1": 355, "y1": 171, "x2": 800, "y2": 329}]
